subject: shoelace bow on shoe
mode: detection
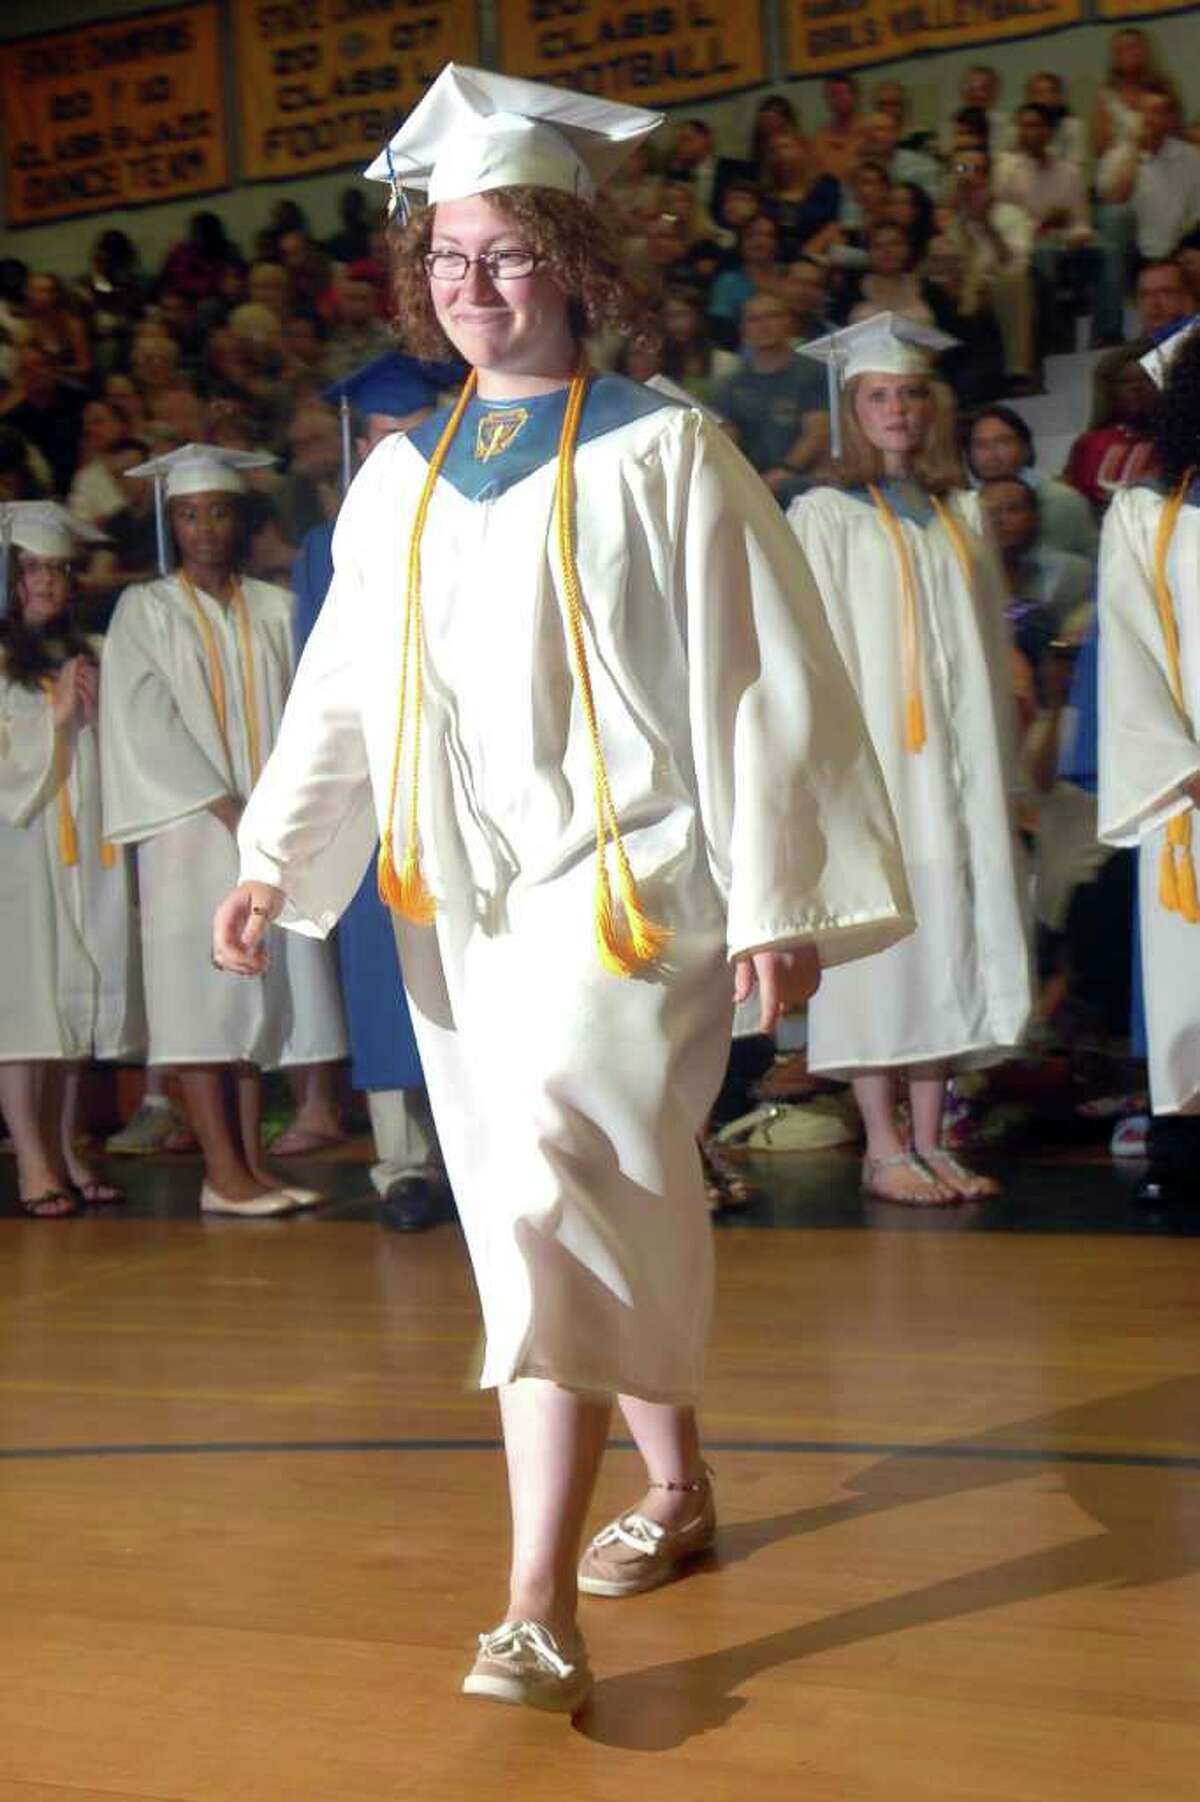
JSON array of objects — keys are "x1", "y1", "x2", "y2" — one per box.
[
  {"x1": 476, "y1": 1620, "x2": 576, "y2": 1679},
  {"x1": 589, "y1": 1512, "x2": 667, "y2": 1555}
]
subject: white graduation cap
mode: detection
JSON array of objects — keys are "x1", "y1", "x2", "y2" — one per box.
[
  {"x1": 1, "y1": 502, "x2": 108, "y2": 614},
  {"x1": 126, "y1": 443, "x2": 276, "y2": 574},
  {"x1": 796, "y1": 312, "x2": 958, "y2": 458},
  {"x1": 1139, "y1": 315, "x2": 1200, "y2": 389},
  {"x1": 363, "y1": 63, "x2": 662, "y2": 216}
]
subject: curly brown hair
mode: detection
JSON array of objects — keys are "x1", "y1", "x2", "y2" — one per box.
[{"x1": 389, "y1": 187, "x2": 660, "y2": 362}]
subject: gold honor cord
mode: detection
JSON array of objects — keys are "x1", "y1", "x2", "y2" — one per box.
[
  {"x1": 1152, "y1": 472, "x2": 1200, "y2": 922},
  {"x1": 378, "y1": 363, "x2": 670, "y2": 976},
  {"x1": 41, "y1": 679, "x2": 114, "y2": 868},
  {"x1": 178, "y1": 573, "x2": 264, "y2": 792},
  {"x1": 867, "y1": 484, "x2": 927, "y2": 753}
]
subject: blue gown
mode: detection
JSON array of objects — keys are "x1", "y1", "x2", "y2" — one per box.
[{"x1": 292, "y1": 524, "x2": 425, "y2": 1091}]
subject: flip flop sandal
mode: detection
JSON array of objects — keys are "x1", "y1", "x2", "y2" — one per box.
[
  {"x1": 861, "y1": 1152, "x2": 960, "y2": 1208},
  {"x1": 920, "y1": 1147, "x2": 1000, "y2": 1199},
  {"x1": 18, "y1": 1188, "x2": 83, "y2": 1220},
  {"x1": 700, "y1": 1143, "x2": 757, "y2": 1214}
]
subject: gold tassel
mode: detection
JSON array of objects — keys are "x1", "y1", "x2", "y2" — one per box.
[
  {"x1": 904, "y1": 692, "x2": 927, "y2": 754},
  {"x1": 58, "y1": 794, "x2": 79, "y2": 866},
  {"x1": 376, "y1": 832, "x2": 434, "y2": 922},
  {"x1": 1160, "y1": 841, "x2": 1181, "y2": 912},
  {"x1": 1151, "y1": 474, "x2": 1200, "y2": 924},
  {"x1": 100, "y1": 840, "x2": 116, "y2": 869}
]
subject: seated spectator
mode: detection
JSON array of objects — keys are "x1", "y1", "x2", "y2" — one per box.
[
  {"x1": 657, "y1": 178, "x2": 728, "y2": 289},
  {"x1": 88, "y1": 438, "x2": 159, "y2": 599},
  {"x1": 280, "y1": 313, "x2": 330, "y2": 396},
  {"x1": 748, "y1": 94, "x2": 800, "y2": 183},
  {"x1": 603, "y1": 141, "x2": 663, "y2": 245},
  {"x1": 940, "y1": 64, "x2": 1015, "y2": 158},
  {"x1": 641, "y1": 209, "x2": 698, "y2": 293},
  {"x1": 827, "y1": 157, "x2": 894, "y2": 274},
  {"x1": 711, "y1": 293, "x2": 827, "y2": 503},
  {"x1": 707, "y1": 214, "x2": 787, "y2": 350},
  {"x1": 1024, "y1": 73, "x2": 1086, "y2": 167},
  {"x1": 324, "y1": 277, "x2": 393, "y2": 379},
  {"x1": 161, "y1": 211, "x2": 239, "y2": 303},
  {"x1": 130, "y1": 328, "x2": 182, "y2": 408},
  {"x1": 1176, "y1": 226, "x2": 1200, "y2": 305},
  {"x1": 275, "y1": 402, "x2": 342, "y2": 544},
  {"x1": 325, "y1": 186, "x2": 373, "y2": 265},
  {"x1": 103, "y1": 372, "x2": 148, "y2": 437},
  {"x1": 713, "y1": 174, "x2": 764, "y2": 239},
  {"x1": 24, "y1": 273, "x2": 91, "y2": 387},
  {"x1": 245, "y1": 260, "x2": 289, "y2": 322},
  {"x1": 68, "y1": 399, "x2": 128, "y2": 525},
  {"x1": 920, "y1": 239, "x2": 1008, "y2": 409},
  {"x1": 888, "y1": 181, "x2": 935, "y2": 262},
  {"x1": 947, "y1": 105, "x2": 992, "y2": 161},
  {"x1": 872, "y1": 79, "x2": 933, "y2": 156},
  {"x1": 783, "y1": 255, "x2": 835, "y2": 344},
  {"x1": 996, "y1": 102, "x2": 1123, "y2": 348},
  {"x1": 1089, "y1": 257, "x2": 1192, "y2": 425},
  {"x1": 148, "y1": 386, "x2": 209, "y2": 454},
  {"x1": 964, "y1": 405, "x2": 1098, "y2": 558},
  {"x1": 1092, "y1": 25, "x2": 1172, "y2": 159},
  {"x1": 659, "y1": 287, "x2": 738, "y2": 404},
  {"x1": 809, "y1": 73, "x2": 867, "y2": 183},
  {"x1": 0, "y1": 258, "x2": 29, "y2": 386},
  {"x1": 1097, "y1": 87, "x2": 1200, "y2": 261},
  {"x1": 278, "y1": 227, "x2": 333, "y2": 319},
  {"x1": 978, "y1": 476, "x2": 1094, "y2": 663},
  {"x1": 1064, "y1": 358, "x2": 1160, "y2": 515},
  {"x1": 0, "y1": 344, "x2": 84, "y2": 495},
  {"x1": 847, "y1": 223, "x2": 935, "y2": 326},
  {"x1": 156, "y1": 286, "x2": 204, "y2": 377},
  {"x1": 761, "y1": 129, "x2": 840, "y2": 262},
  {"x1": 859, "y1": 110, "x2": 939, "y2": 196},
  {"x1": 76, "y1": 230, "x2": 143, "y2": 379},
  {"x1": 663, "y1": 117, "x2": 726, "y2": 233},
  {"x1": 939, "y1": 143, "x2": 1036, "y2": 390}
]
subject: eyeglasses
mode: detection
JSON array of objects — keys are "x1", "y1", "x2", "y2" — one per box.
[{"x1": 423, "y1": 249, "x2": 542, "y2": 282}]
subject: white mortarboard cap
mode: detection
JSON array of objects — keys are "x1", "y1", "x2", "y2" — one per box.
[
  {"x1": 796, "y1": 312, "x2": 958, "y2": 457},
  {"x1": 1139, "y1": 315, "x2": 1200, "y2": 389},
  {"x1": 364, "y1": 64, "x2": 662, "y2": 212},
  {"x1": 126, "y1": 443, "x2": 276, "y2": 574},
  {"x1": 4, "y1": 501, "x2": 108, "y2": 560}
]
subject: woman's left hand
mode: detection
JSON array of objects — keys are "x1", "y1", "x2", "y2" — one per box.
[
  {"x1": 211, "y1": 881, "x2": 284, "y2": 977},
  {"x1": 733, "y1": 946, "x2": 822, "y2": 1034}
]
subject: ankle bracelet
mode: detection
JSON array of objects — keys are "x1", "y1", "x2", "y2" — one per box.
[{"x1": 647, "y1": 1463, "x2": 712, "y2": 1494}]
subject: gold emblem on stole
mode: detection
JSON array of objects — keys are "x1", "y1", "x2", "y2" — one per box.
[{"x1": 474, "y1": 408, "x2": 531, "y2": 462}]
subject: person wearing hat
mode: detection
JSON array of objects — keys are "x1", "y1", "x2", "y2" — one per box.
[
  {"x1": 291, "y1": 350, "x2": 451, "y2": 1231},
  {"x1": 99, "y1": 445, "x2": 347, "y2": 1218},
  {"x1": 213, "y1": 65, "x2": 913, "y2": 1708},
  {"x1": 789, "y1": 313, "x2": 1032, "y2": 1207},
  {"x1": 1098, "y1": 318, "x2": 1200, "y2": 1206},
  {"x1": 0, "y1": 503, "x2": 143, "y2": 1217}
]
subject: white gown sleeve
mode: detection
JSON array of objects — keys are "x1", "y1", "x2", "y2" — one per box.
[
  {"x1": 1097, "y1": 488, "x2": 1200, "y2": 847},
  {"x1": 0, "y1": 676, "x2": 56, "y2": 826},
  {"x1": 681, "y1": 416, "x2": 914, "y2": 965},
  {"x1": 100, "y1": 586, "x2": 230, "y2": 844},
  {"x1": 236, "y1": 492, "x2": 376, "y2": 937}
]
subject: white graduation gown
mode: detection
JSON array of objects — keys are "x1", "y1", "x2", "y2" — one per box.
[
  {"x1": 99, "y1": 575, "x2": 346, "y2": 1069},
  {"x1": 237, "y1": 404, "x2": 913, "y2": 1403},
  {"x1": 1097, "y1": 486, "x2": 1200, "y2": 1115},
  {"x1": 0, "y1": 660, "x2": 143, "y2": 1061},
  {"x1": 789, "y1": 485, "x2": 1032, "y2": 1074}
]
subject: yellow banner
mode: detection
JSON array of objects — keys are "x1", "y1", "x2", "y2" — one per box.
[
  {"x1": 0, "y1": 5, "x2": 227, "y2": 228},
  {"x1": 784, "y1": 0, "x2": 1083, "y2": 77},
  {"x1": 495, "y1": 0, "x2": 765, "y2": 106},
  {"x1": 1096, "y1": 0, "x2": 1198, "y2": 16},
  {"x1": 233, "y1": 0, "x2": 481, "y2": 181}
]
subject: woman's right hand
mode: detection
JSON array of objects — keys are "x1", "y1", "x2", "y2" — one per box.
[{"x1": 212, "y1": 881, "x2": 284, "y2": 977}]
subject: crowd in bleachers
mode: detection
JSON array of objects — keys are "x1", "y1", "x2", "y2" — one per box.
[{"x1": 3, "y1": 25, "x2": 1200, "y2": 1211}]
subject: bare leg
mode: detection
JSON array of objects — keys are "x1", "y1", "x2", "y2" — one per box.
[
  {"x1": 614, "y1": 1396, "x2": 706, "y2": 1527},
  {"x1": 854, "y1": 1068, "x2": 954, "y2": 1204},
  {"x1": 235, "y1": 1063, "x2": 274, "y2": 1189},
  {"x1": 270, "y1": 1061, "x2": 344, "y2": 1152},
  {"x1": 60, "y1": 1063, "x2": 117, "y2": 1195},
  {"x1": 176, "y1": 1065, "x2": 267, "y2": 1202},
  {"x1": 0, "y1": 1061, "x2": 73, "y2": 1209},
  {"x1": 911, "y1": 1062, "x2": 1000, "y2": 1198},
  {"x1": 498, "y1": 1378, "x2": 611, "y2": 1640}
]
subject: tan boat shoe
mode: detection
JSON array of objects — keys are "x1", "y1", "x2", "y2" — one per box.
[
  {"x1": 578, "y1": 1472, "x2": 716, "y2": 1597},
  {"x1": 461, "y1": 1619, "x2": 593, "y2": 1713}
]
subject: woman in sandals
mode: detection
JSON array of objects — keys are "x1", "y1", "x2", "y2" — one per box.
[
  {"x1": 0, "y1": 504, "x2": 143, "y2": 1218},
  {"x1": 788, "y1": 314, "x2": 1031, "y2": 1206},
  {"x1": 213, "y1": 65, "x2": 912, "y2": 1713}
]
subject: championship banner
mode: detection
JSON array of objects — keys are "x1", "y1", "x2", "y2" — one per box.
[
  {"x1": 0, "y1": 5, "x2": 226, "y2": 227},
  {"x1": 495, "y1": 0, "x2": 765, "y2": 106},
  {"x1": 784, "y1": 0, "x2": 1083, "y2": 78},
  {"x1": 233, "y1": 0, "x2": 481, "y2": 181},
  {"x1": 1096, "y1": 0, "x2": 1198, "y2": 16}
]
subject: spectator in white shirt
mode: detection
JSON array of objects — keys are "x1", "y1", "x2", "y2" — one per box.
[
  {"x1": 941, "y1": 143, "x2": 1036, "y2": 388},
  {"x1": 1097, "y1": 88, "x2": 1200, "y2": 259},
  {"x1": 940, "y1": 65, "x2": 1015, "y2": 159},
  {"x1": 997, "y1": 103, "x2": 1123, "y2": 346},
  {"x1": 1025, "y1": 73, "x2": 1086, "y2": 169},
  {"x1": 859, "y1": 109, "x2": 940, "y2": 198}
]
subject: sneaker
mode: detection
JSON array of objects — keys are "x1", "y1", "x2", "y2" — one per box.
[
  {"x1": 578, "y1": 1483, "x2": 716, "y2": 1598},
  {"x1": 461, "y1": 1620, "x2": 592, "y2": 1713},
  {"x1": 106, "y1": 1101, "x2": 183, "y2": 1155}
]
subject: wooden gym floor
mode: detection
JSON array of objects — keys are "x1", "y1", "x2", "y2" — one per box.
[{"x1": 1, "y1": 1151, "x2": 1198, "y2": 1801}]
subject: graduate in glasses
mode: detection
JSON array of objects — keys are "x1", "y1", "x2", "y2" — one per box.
[{"x1": 215, "y1": 65, "x2": 912, "y2": 1709}]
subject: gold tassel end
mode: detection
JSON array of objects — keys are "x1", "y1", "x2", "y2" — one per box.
[
  {"x1": 377, "y1": 835, "x2": 436, "y2": 923},
  {"x1": 59, "y1": 812, "x2": 79, "y2": 867},
  {"x1": 100, "y1": 840, "x2": 116, "y2": 870},
  {"x1": 904, "y1": 693, "x2": 927, "y2": 754},
  {"x1": 595, "y1": 865, "x2": 671, "y2": 977},
  {"x1": 1160, "y1": 843, "x2": 1181, "y2": 913}
]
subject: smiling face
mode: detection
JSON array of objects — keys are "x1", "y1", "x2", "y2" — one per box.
[
  {"x1": 16, "y1": 553, "x2": 71, "y2": 629},
  {"x1": 427, "y1": 194, "x2": 574, "y2": 384},
  {"x1": 170, "y1": 491, "x2": 241, "y2": 580},
  {"x1": 853, "y1": 372, "x2": 933, "y2": 460}
]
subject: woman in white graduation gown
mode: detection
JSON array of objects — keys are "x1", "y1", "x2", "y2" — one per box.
[
  {"x1": 213, "y1": 66, "x2": 913, "y2": 1711},
  {"x1": 1098, "y1": 321, "x2": 1200, "y2": 1182},
  {"x1": 788, "y1": 314, "x2": 1031, "y2": 1206},
  {"x1": 0, "y1": 504, "x2": 143, "y2": 1217},
  {"x1": 100, "y1": 447, "x2": 346, "y2": 1217}
]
